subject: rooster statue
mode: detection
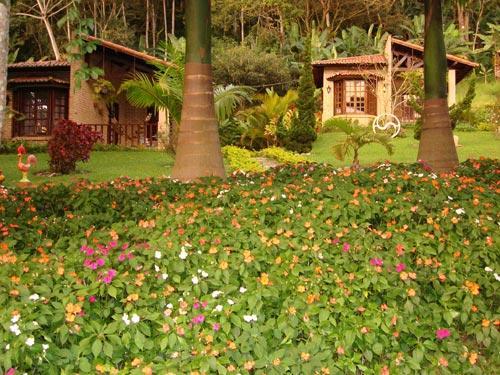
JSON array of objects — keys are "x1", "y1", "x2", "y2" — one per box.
[
  {"x1": 0, "y1": 169, "x2": 5, "y2": 185},
  {"x1": 17, "y1": 144, "x2": 37, "y2": 183}
]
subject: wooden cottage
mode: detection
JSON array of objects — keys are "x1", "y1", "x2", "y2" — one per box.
[
  {"x1": 2, "y1": 37, "x2": 169, "y2": 147},
  {"x1": 312, "y1": 36, "x2": 479, "y2": 125}
]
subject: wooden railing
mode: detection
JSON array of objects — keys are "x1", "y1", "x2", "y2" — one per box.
[{"x1": 83, "y1": 122, "x2": 158, "y2": 147}]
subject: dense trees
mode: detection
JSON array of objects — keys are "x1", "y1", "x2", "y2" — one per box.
[{"x1": 0, "y1": 0, "x2": 9, "y2": 142}]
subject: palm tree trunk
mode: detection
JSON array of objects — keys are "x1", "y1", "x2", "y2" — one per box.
[
  {"x1": 0, "y1": 0, "x2": 10, "y2": 144},
  {"x1": 417, "y1": 0, "x2": 458, "y2": 173},
  {"x1": 171, "y1": 0, "x2": 225, "y2": 181}
]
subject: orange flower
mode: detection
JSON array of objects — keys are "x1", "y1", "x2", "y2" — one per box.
[
  {"x1": 127, "y1": 294, "x2": 139, "y2": 302},
  {"x1": 482, "y1": 319, "x2": 490, "y2": 327},
  {"x1": 243, "y1": 250, "x2": 254, "y2": 263},
  {"x1": 244, "y1": 361, "x2": 255, "y2": 370},
  {"x1": 306, "y1": 294, "x2": 319, "y2": 304},
  {"x1": 465, "y1": 280, "x2": 480, "y2": 295},
  {"x1": 288, "y1": 306, "x2": 296, "y2": 315},
  {"x1": 131, "y1": 358, "x2": 142, "y2": 367},
  {"x1": 438, "y1": 357, "x2": 448, "y2": 367},
  {"x1": 219, "y1": 261, "x2": 228, "y2": 270},
  {"x1": 258, "y1": 273, "x2": 271, "y2": 286},
  {"x1": 300, "y1": 352, "x2": 310, "y2": 361},
  {"x1": 380, "y1": 365, "x2": 390, "y2": 375},
  {"x1": 336, "y1": 346, "x2": 345, "y2": 355},
  {"x1": 273, "y1": 358, "x2": 281, "y2": 366},
  {"x1": 469, "y1": 351, "x2": 478, "y2": 365},
  {"x1": 407, "y1": 289, "x2": 416, "y2": 297},
  {"x1": 297, "y1": 285, "x2": 306, "y2": 293}
]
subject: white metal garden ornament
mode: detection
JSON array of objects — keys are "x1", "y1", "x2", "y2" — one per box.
[{"x1": 373, "y1": 113, "x2": 401, "y2": 138}]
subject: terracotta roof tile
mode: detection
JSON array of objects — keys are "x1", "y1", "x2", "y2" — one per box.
[
  {"x1": 8, "y1": 77, "x2": 69, "y2": 85},
  {"x1": 84, "y1": 36, "x2": 175, "y2": 68},
  {"x1": 312, "y1": 54, "x2": 387, "y2": 66},
  {"x1": 8, "y1": 60, "x2": 71, "y2": 68}
]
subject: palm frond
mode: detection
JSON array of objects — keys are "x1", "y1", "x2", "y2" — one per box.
[{"x1": 214, "y1": 85, "x2": 254, "y2": 123}]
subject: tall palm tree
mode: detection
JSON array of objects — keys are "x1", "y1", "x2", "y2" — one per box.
[
  {"x1": 0, "y1": 0, "x2": 10, "y2": 144},
  {"x1": 171, "y1": 0, "x2": 225, "y2": 181},
  {"x1": 417, "y1": 0, "x2": 459, "y2": 172}
]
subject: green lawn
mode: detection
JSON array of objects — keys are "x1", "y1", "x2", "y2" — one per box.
[
  {"x1": 0, "y1": 151, "x2": 174, "y2": 186},
  {"x1": 310, "y1": 130, "x2": 499, "y2": 166},
  {"x1": 1, "y1": 131, "x2": 498, "y2": 186}
]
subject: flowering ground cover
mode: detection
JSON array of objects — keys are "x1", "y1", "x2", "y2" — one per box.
[{"x1": 0, "y1": 159, "x2": 499, "y2": 374}]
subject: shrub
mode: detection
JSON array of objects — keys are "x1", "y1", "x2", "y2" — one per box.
[
  {"x1": 222, "y1": 145, "x2": 264, "y2": 173},
  {"x1": 218, "y1": 119, "x2": 244, "y2": 147},
  {"x1": 284, "y1": 38, "x2": 317, "y2": 153},
  {"x1": 321, "y1": 117, "x2": 353, "y2": 133},
  {"x1": 48, "y1": 120, "x2": 101, "y2": 174},
  {"x1": 257, "y1": 147, "x2": 308, "y2": 164},
  {"x1": 0, "y1": 140, "x2": 47, "y2": 154}
]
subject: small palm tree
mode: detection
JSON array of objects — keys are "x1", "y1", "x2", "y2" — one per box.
[{"x1": 329, "y1": 119, "x2": 394, "y2": 169}]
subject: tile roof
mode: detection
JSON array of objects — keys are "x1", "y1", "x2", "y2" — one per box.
[
  {"x1": 84, "y1": 36, "x2": 175, "y2": 68},
  {"x1": 8, "y1": 77, "x2": 69, "y2": 85},
  {"x1": 391, "y1": 38, "x2": 479, "y2": 68},
  {"x1": 312, "y1": 54, "x2": 387, "y2": 66},
  {"x1": 8, "y1": 60, "x2": 71, "y2": 68}
]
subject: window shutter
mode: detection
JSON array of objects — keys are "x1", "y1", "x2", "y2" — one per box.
[
  {"x1": 366, "y1": 82, "x2": 377, "y2": 116},
  {"x1": 334, "y1": 80, "x2": 343, "y2": 115}
]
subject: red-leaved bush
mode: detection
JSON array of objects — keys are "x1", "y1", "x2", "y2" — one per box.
[{"x1": 48, "y1": 120, "x2": 102, "y2": 174}]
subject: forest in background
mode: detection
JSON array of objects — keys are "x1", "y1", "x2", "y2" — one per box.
[{"x1": 8, "y1": 0, "x2": 499, "y2": 90}]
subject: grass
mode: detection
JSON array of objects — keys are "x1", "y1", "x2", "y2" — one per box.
[
  {"x1": 1, "y1": 131, "x2": 498, "y2": 186},
  {"x1": 309, "y1": 130, "x2": 500, "y2": 166},
  {"x1": 456, "y1": 76, "x2": 500, "y2": 107},
  {"x1": 0, "y1": 150, "x2": 174, "y2": 186}
]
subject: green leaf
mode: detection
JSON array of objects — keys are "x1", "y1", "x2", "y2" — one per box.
[
  {"x1": 135, "y1": 331, "x2": 145, "y2": 350},
  {"x1": 413, "y1": 348, "x2": 424, "y2": 364},
  {"x1": 372, "y1": 342, "x2": 383, "y2": 356},
  {"x1": 92, "y1": 339, "x2": 102, "y2": 358},
  {"x1": 79, "y1": 358, "x2": 91, "y2": 373},
  {"x1": 108, "y1": 285, "x2": 117, "y2": 298},
  {"x1": 103, "y1": 342, "x2": 113, "y2": 358}
]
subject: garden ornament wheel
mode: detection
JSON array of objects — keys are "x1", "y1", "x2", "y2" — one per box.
[{"x1": 373, "y1": 113, "x2": 401, "y2": 138}]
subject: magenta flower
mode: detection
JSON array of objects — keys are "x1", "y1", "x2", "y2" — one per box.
[
  {"x1": 109, "y1": 241, "x2": 118, "y2": 248},
  {"x1": 370, "y1": 258, "x2": 383, "y2": 267},
  {"x1": 88, "y1": 296, "x2": 96, "y2": 303},
  {"x1": 213, "y1": 323, "x2": 221, "y2": 331},
  {"x1": 193, "y1": 302, "x2": 201, "y2": 310},
  {"x1": 436, "y1": 329, "x2": 451, "y2": 340},
  {"x1": 332, "y1": 238, "x2": 340, "y2": 245},
  {"x1": 342, "y1": 242, "x2": 350, "y2": 252},
  {"x1": 96, "y1": 258, "x2": 105, "y2": 267},
  {"x1": 191, "y1": 314, "x2": 205, "y2": 324},
  {"x1": 83, "y1": 259, "x2": 93, "y2": 268},
  {"x1": 118, "y1": 253, "x2": 126, "y2": 262},
  {"x1": 102, "y1": 269, "x2": 117, "y2": 284},
  {"x1": 6, "y1": 368, "x2": 16, "y2": 375},
  {"x1": 395, "y1": 263, "x2": 406, "y2": 273},
  {"x1": 122, "y1": 243, "x2": 129, "y2": 250}
]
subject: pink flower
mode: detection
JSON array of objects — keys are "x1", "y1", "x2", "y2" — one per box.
[
  {"x1": 193, "y1": 302, "x2": 201, "y2": 310},
  {"x1": 118, "y1": 253, "x2": 126, "y2": 262},
  {"x1": 85, "y1": 248, "x2": 94, "y2": 256},
  {"x1": 342, "y1": 243, "x2": 350, "y2": 252},
  {"x1": 202, "y1": 301, "x2": 208, "y2": 308},
  {"x1": 83, "y1": 259, "x2": 93, "y2": 268},
  {"x1": 122, "y1": 243, "x2": 129, "y2": 250},
  {"x1": 109, "y1": 241, "x2": 118, "y2": 248},
  {"x1": 108, "y1": 269, "x2": 117, "y2": 278},
  {"x1": 6, "y1": 368, "x2": 16, "y2": 375},
  {"x1": 213, "y1": 323, "x2": 221, "y2": 331},
  {"x1": 96, "y1": 258, "x2": 105, "y2": 267},
  {"x1": 332, "y1": 238, "x2": 340, "y2": 245},
  {"x1": 88, "y1": 296, "x2": 96, "y2": 303},
  {"x1": 191, "y1": 314, "x2": 205, "y2": 324},
  {"x1": 395, "y1": 263, "x2": 406, "y2": 273},
  {"x1": 370, "y1": 258, "x2": 383, "y2": 267},
  {"x1": 102, "y1": 275, "x2": 112, "y2": 284},
  {"x1": 436, "y1": 329, "x2": 451, "y2": 340}
]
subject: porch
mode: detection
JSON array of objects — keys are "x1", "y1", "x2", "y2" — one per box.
[{"x1": 84, "y1": 122, "x2": 159, "y2": 147}]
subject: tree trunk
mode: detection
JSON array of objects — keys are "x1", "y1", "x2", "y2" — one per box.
[
  {"x1": 146, "y1": 0, "x2": 150, "y2": 49},
  {"x1": 171, "y1": 0, "x2": 225, "y2": 181},
  {"x1": 418, "y1": 0, "x2": 458, "y2": 172},
  {"x1": 163, "y1": 0, "x2": 168, "y2": 43},
  {"x1": 456, "y1": 2, "x2": 469, "y2": 41},
  {"x1": 171, "y1": 0, "x2": 175, "y2": 35},
  {"x1": 0, "y1": 0, "x2": 9, "y2": 144},
  {"x1": 42, "y1": 16, "x2": 61, "y2": 60},
  {"x1": 240, "y1": 8, "x2": 244, "y2": 44}
]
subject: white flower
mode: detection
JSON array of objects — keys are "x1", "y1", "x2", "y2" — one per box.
[
  {"x1": 25, "y1": 337, "x2": 35, "y2": 347},
  {"x1": 289, "y1": 209, "x2": 294, "y2": 214},
  {"x1": 281, "y1": 194, "x2": 287, "y2": 199},
  {"x1": 485, "y1": 267, "x2": 493, "y2": 272},
  {"x1": 154, "y1": 264, "x2": 160, "y2": 272},
  {"x1": 29, "y1": 294, "x2": 40, "y2": 301},
  {"x1": 179, "y1": 248, "x2": 188, "y2": 260},
  {"x1": 447, "y1": 196, "x2": 454, "y2": 201},
  {"x1": 11, "y1": 314, "x2": 20, "y2": 323},
  {"x1": 214, "y1": 305, "x2": 223, "y2": 312},
  {"x1": 455, "y1": 208, "x2": 465, "y2": 215},
  {"x1": 42, "y1": 344, "x2": 49, "y2": 351},
  {"x1": 162, "y1": 273, "x2": 169, "y2": 280},
  {"x1": 227, "y1": 299, "x2": 235, "y2": 305},
  {"x1": 243, "y1": 314, "x2": 258, "y2": 323},
  {"x1": 192, "y1": 276, "x2": 199, "y2": 285},
  {"x1": 5, "y1": 344, "x2": 10, "y2": 350},
  {"x1": 201, "y1": 270, "x2": 208, "y2": 278},
  {"x1": 495, "y1": 273, "x2": 500, "y2": 282},
  {"x1": 122, "y1": 314, "x2": 131, "y2": 326},
  {"x1": 9, "y1": 324, "x2": 21, "y2": 336},
  {"x1": 211, "y1": 290, "x2": 223, "y2": 298},
  {"x1": 154, "y1": 251, "x2": 162, "y2": 259},
  {"x1": 131, "y1": 314, "x2": 140, "y2": 324},
  {"x1": 166, "y1": 303, "x2": 173, "y2": 309},
  {"x1": 239, "y1": 287, "x2": 247, "y2": 294}
]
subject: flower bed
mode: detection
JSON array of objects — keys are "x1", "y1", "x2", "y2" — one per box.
[{"x1": 0, "y1": 159, "x2": 498, "y2": 374}]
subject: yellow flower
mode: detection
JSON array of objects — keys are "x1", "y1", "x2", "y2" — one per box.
[
  {"x1": 465, "y1": 280, "x2": 480, "y2": 295},
  {"x1": 131, "y1": 358, "x2": 142, "y2": 367},
  {"x1": 127, "y1": 294, "x2": 139, "y2": 302},
  {"x1": 273, "y1": 358, "x2": 281, "y2": 366},
  {"x1": 407, "y1": 288, "x2": 416, "y2": 297},
  {"x1": 469, "y1": 351, "x2": 478, "y2": 365},
  {"x1": 258, "y1": 272, "x2": 271, "y2": 286},
  {"x1": 244, "y1": 361, "x2": 255, "y2": 370},
  {"x1": 219, "y1": 260, "x2": 228, "y2": 270},
  {"x1": 300, "y1": 352, "x2": 310, "y2": 361}
]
